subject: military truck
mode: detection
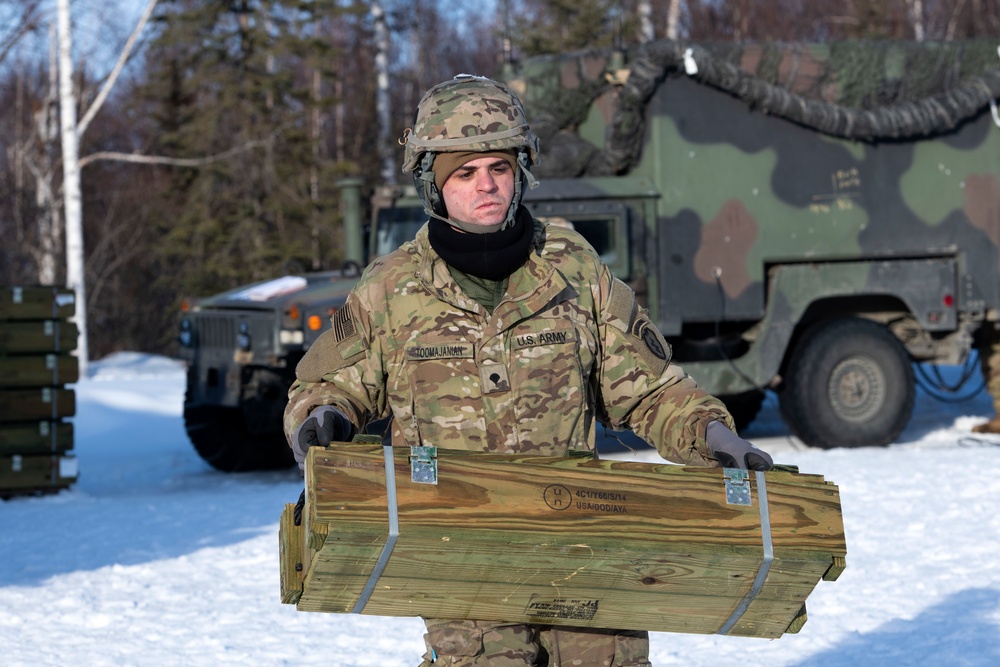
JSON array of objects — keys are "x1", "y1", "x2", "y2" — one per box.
[
  {"x1": 176, "y1": 181, "x2": 425, "y2": 471},
  {"x1": 180, "y1": 39, "x2": 1000, "y2": 470},
  {"x1": 510, "y1": 38, "x2": 1000, "y2": 449}
]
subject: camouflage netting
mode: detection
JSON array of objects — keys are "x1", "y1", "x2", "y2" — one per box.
[{"x1": 512, "y1": 39, "x2": 1000, "y2": 178}]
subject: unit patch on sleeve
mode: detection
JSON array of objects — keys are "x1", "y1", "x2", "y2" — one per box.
[
  {"x1": 629, "y1": 316, "x2": 671, "y2": 370},
  {"x1": 640, "y1": 323, "x2": 667, "y2": 360}
]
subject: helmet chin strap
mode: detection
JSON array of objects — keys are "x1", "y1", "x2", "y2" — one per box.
[{"x1": 415, "y1": 151, "x2": 538, "y2": 235}]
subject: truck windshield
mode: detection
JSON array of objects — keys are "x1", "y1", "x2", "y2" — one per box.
[{"x1": 375, "y1": 206, "x2": 426, "y2": 256}]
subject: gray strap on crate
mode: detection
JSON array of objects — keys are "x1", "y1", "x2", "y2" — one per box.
[
  {"x1": 717, "y1": 470, "x2": 774, "y2": 635},
  {"x1": 352, "y1": 444, "x2": 400, "y2": 613}
]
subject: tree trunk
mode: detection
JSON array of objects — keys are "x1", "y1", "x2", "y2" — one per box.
[
  {"x1": 310, "y1": 65, "x2": 322, "y2": 270},
  {"x1": 666, "y1": 0, "x2": 681, "y2": 40},
  {"x1": 905, "y1": 0, "x2": 925, "y2": 41},
  {"x1": 638, "y1": 0, "x2": 654, "y2": 42},
  {"x1": 373, "y1": 0, "x2": 394, "y2": 186},
  {"x1": 56, "y1": 0, "x2": 88, "y2": 375},
  {"x1": 31, "y1": 25, "x2": 61, "y2": 287}
]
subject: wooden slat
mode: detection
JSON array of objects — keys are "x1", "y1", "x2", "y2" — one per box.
[
  {"x1": 297, "y1": 536, "x2": 832, "y2": 636},
  {"x1": 784, "y1": 604, "x2": 809, "y2": 634},
  {"x1": 0, "y1": 388, "x2": 76, "y2": 421},
  {"x1": 298, "y1": 561, "x2": 817, "y2": 638},
  {"x1": 823, "y1": 555, "x2": 847, "y2": 581},
  {"x1": 305, "y1": 447, "x2": 844, "y2": 554},
  {"x1": 0, "y1": 421, "x2": 74, "y2": 455},
  {"x1": 0, "y1": 453, "x2": 77, "y2": 494},
  {"x1": 285, "y1": 444, "x2": 847, "y2": 639},
  {"x1": 0, "y1": 320, "x2": 78, "y2": 354},
  {"x1": 279, "y1": 503, "x2": 306, "y2": 604},
  {"x1": 0, "y1": 354, "x2": 79, "y2": 388},
  {"x1": 302, "y1": 531, "x2": 830, "y2": 603},
  {"x1": 0, "y1": 286, "x2": 75, "y2": 321}
]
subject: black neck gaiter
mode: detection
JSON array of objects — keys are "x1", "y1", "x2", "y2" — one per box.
[{"x1": 428, "y1": 207, "x2": 534, "y2": 280}]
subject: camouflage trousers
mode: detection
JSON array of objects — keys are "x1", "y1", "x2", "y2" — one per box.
[{"x1": 418, "y1": 619, "x2": 652, "y2": 667}]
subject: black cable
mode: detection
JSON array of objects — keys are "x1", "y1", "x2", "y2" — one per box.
[
  {"x1": 924, "y1": 351, "x2": 980, "y2": 390},
  {"x1": 914, "y1": 354, "x2": 986, "y2": 404},
  {"x1": 958, "y1": 435, "x2": 1000, "y2": 447}
]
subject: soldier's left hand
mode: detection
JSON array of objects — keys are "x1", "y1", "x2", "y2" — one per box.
[
  {"x1": 706, "y1": 421, "x2": 773, "y2": 471},
  {"x1": 291, "y1": 405, "x2": 354, "y2": 470}
]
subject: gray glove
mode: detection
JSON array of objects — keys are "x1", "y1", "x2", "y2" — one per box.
[
  {"x1": 706, "y1": 421, "x2": 773, "y2": 471},
  {"x1": 292, "y1": 405, "x2": 354, "y2": 469}
]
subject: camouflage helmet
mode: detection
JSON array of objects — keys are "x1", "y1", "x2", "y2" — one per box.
[
  {"x1": 400, "y1": 74, "x2": 540, "y2": 174},
  {"x1": 400, "y1": 75, "x2": 541, "y2": 232}
]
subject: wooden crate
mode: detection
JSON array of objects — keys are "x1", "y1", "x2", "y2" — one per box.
[
  {"x1": 0, "y1": 286, "x2": 75, "y2": 321},
  {"x1": 280, "y1": 443, "x2": 846, "y2": 639},
  {"x1": 0, "y1": 452, "x2": 78, "y2": 496},
  {"x1": 0, "y1": 285, "x2": 79, "y2": 498},
  {"x1": 0, "y1": 387, "x2": 75, "y2": 422},
  {"x1": 0, "y1": 320, "x2": 78, "y2": 354},
  {"x1": 0, "y1": 354, "x2": 79, "y2": 388},
  {"x1": 0, "y1": 420, "x2": 74, "y2": 456}
]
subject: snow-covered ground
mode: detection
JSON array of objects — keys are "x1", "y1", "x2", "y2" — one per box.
[{"x1": 2, "y1": 352, "x2": 999, "y2": 666}]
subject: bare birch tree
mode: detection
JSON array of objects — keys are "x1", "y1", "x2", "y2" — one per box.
[
  {"x1": 56, "y1": 0, "x2": 86, "y2": 372},
  {"x1": 666, "y1": 0, "x2": 682, "y2": 40},
  {"x1": 904, "y1": 0, "x2": 926, "y2": 40},
  {"x1": 373, "y1": 0, "x2": 394, "y2": 187},
  {"x1": 638, "y1": 0, "x2": 655, "y2": 42},
  {"x1": 55, "y1": 0, "x2": 158, "y2": 375}
]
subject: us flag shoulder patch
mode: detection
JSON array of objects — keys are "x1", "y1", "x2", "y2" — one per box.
[{"x1": 333, "y1": 307, "x2": 356, "y2": 342}]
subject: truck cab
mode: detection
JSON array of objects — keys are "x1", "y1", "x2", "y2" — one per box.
[{"x1": 177, "y1": 184, "x2": 424, "y2": 471}]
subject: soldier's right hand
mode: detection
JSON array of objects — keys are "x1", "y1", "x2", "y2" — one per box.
[
  {"x1": 706, "y1": 420, "x2": 773, "y2": 471},
  {"x1": 292, "y1": 405, "x2": 354, "y2": 470}
]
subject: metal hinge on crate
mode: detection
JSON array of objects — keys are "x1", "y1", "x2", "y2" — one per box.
[
  {"x1": 410, "y1": 445, "x2": 438, "y2": 484},
  {"x1": 723, "y1": 468, "x2": 752, "y2": 506}
]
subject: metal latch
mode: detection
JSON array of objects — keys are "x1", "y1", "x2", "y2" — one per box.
[
  {"x1": 410, "y1": 446, "x2": 438, "y2": 484},
  {"x1": 723, "y1": 468, "x2": 752, "y2": 506}
]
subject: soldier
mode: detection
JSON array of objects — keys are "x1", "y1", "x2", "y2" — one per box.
[
  {"x1": 284, "y1": 74, "x2": 773, "y2": 667},
  {"x1": 973, "y1": 324, "x2": 1000, "y2": 434}
]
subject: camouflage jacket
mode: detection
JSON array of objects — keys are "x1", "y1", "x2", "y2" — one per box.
[{"x1": 284, "y1": 218, "x2": 733, "y2": 465}]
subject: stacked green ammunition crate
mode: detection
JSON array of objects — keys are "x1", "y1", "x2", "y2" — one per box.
[{"x1": 0, "y1": 286, "x2": 79, "y2": 498}]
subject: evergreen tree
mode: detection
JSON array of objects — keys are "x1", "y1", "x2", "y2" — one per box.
[
  {"x1": 140, "y1": 0, "x2": 344, "y2": 297},
  {"x1": 509, "y1": 0, "x2": 637, "y2": 56}
]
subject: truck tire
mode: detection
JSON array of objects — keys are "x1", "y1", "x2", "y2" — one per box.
[
  {"x1": 779, "y1": 317, "x2": 914, "y2": 448},
  {"x1": 184, "y1": 404, "x2": 295, "y2": 472}
]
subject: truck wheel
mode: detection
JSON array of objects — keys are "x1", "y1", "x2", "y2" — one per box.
[
  {"x1": 779, "y1": 317, "x2": 914, "y2": 448},
  {"x1": 184, "y1": 404, "x2": 295, "y2": 472}
]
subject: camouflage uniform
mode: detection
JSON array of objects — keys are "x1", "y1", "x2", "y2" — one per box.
[
  {"x1": 286, "y1": 220, "x2": 731, "y2": 462},
  {"x1": 286, "y1": 220, "x2": 733, "y2": 666},
  {"x1": 285, "y1": 74, "x2": 734, "y2": 666},
  {"x1": 419, "y1": 620, "x2": 651, "y2": 667}
]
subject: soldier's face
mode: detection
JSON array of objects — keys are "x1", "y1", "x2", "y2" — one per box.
[{"x1": 441, "y1": 156, "x2": 515, "y2": 227}]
